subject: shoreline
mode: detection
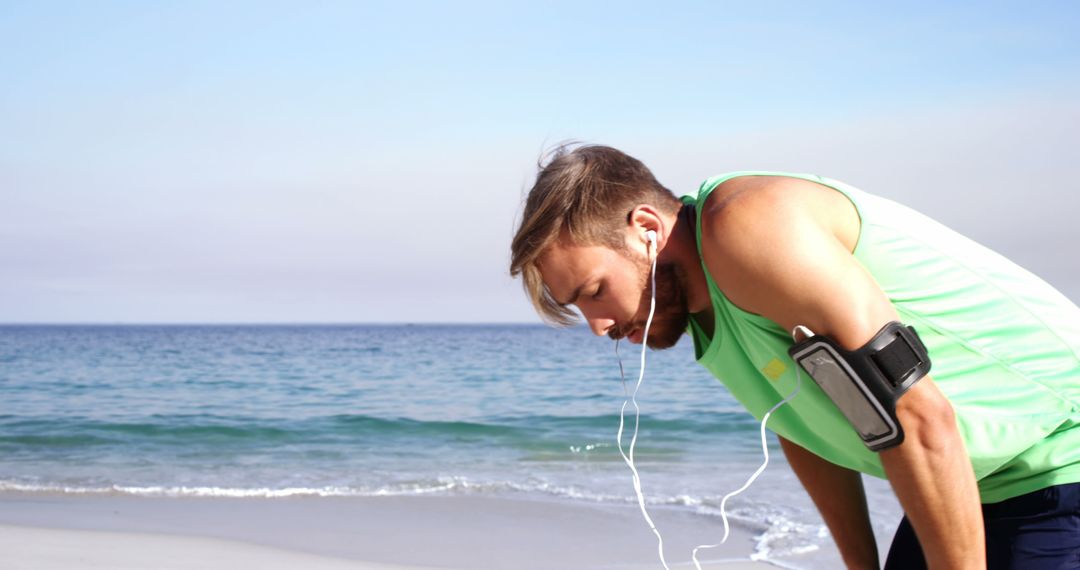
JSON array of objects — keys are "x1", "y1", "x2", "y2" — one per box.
[{"x1": 0, "y1": 492, "x2": 777, "y2": 569}]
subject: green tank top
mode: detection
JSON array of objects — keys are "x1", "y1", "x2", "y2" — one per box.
[{"x1": 686, "y1": 171, "x2": 1080, "y2": 503}]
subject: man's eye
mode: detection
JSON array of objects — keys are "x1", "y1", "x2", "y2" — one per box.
[{"x1": 592, "y1": 286, "x2": 603, "y2": 300}]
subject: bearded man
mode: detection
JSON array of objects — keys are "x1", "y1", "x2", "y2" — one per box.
[{"x1": 509, "y1": 144, "x2": 1080, "y2": 569}]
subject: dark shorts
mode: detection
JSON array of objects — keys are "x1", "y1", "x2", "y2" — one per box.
[{"x1": 884, "y1": 483, "x2": 1080, "y2": 570}]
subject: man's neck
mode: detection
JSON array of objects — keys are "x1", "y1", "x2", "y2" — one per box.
[{"x1": 659, "y1": 204, "x2": 712, "y2": 316}]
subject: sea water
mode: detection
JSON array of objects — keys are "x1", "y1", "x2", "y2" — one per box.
[{"x1": 0, "y1": 324, "x2": 902, "y2": 567}]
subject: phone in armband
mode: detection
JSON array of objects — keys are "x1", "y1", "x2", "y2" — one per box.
[{"x1": 787, "y1": 321, "x2": 931, "y2": 451}]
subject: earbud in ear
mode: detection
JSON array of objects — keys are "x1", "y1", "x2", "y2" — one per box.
[{"x1": 645, "y1": 230, "x2": 657, "y2": 245}]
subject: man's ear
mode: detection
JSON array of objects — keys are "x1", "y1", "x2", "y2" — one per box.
[{"x1": 628, "y1": 205, "x2": 665, "y2": 249}]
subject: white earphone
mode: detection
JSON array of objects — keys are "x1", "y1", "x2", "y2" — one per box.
[{"x1": 616, "y1": 223, "x2": 803, "y2": 570}]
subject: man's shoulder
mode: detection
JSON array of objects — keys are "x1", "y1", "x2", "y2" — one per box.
[
  {"x1": 699, "y1": 175, "x2": 815, "y2": 250},
  {"x1": 700, "y1": 174, "x2": 859, "y2": 254},
  {"x1": 696, "y1": 173, "x2": 863, "y2": 320}
]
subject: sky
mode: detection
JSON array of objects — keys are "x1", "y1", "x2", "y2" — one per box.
[{"x1": 2, "y1": 1, "x2": 1079, "y2": 323}]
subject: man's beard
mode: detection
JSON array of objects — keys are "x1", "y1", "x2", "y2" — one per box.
[{"x1": 608, "y1": 254, "x2": 690, "y2": 350}]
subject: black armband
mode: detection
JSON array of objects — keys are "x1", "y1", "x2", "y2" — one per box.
[{"x1": 787, "y1": 321, "x2": 931, "y2": 451}]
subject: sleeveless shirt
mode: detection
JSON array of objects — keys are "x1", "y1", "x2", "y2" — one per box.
[{"x1": 685, "y1": 171, "x2": 1080, "y2": 503}]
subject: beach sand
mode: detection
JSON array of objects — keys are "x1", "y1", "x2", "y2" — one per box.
[
  {"x1": 0, "y1": 492, "x2": 775, "y2": 569},
  {"x1": 0, "y1": 525, "x2": 430, "y2": 570}
]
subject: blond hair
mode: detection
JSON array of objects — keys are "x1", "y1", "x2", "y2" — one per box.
[{"x1": 509, "y1": 143, "x2": 682, "y2": 325}]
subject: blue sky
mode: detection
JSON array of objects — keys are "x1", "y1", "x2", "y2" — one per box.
[{"x1": 2, "y1": 1, "x2": 1079, "y2": 322}]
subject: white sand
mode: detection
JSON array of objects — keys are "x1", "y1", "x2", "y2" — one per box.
[
  {"x1": 0, "y1": 524, "x2": 433, "y2": 570},
  {"x1": 0, "y1": 493, "x2": 777, "y2": 569},
  {"x1": 0, "y1": 524, "x2": 771, "y2": 570}
]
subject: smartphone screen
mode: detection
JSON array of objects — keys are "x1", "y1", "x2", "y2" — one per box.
[{"x1": 799, "y1": 347, "x2": 892, "y2": 441}]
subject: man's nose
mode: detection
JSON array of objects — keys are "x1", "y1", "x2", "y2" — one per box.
[{"x1": 587, "y1": 317, "x2": 615, "y2": 337}]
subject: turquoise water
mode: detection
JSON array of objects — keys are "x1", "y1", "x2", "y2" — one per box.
[{"x1": 0, "y1": 324, "x2": 901, "y2": 565}]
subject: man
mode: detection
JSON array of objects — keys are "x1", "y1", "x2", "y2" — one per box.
[{"x1": 509, "y1": 144, "x2": 1080, "y2": 569}]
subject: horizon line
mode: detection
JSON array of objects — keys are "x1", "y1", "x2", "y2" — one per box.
[{"x1": 0, "y1": 321, "x2": 565, "y2": 327}]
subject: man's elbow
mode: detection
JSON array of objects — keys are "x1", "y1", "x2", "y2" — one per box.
[{"x1": 893, "y1": 377, "x2": 960, "y2": 454}]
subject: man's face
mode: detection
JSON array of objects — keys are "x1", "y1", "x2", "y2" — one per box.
[{"x1": 537, "y1": 237, "x2": 689, "y2": 349}]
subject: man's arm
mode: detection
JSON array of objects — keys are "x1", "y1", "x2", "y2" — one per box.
[
  {"x1": 699, "y1": 176, "x2": 985, "y2": 569},
  {"x1": 878, "y1": 370, "x2": 983, "y2": 568},
  {"x1": 779, "y1": 436, "x2": 879, "y2": 569}
]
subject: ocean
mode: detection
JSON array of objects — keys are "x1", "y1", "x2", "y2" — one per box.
[{"x1": 0, "y1": 324, "x2": 902, "y2": 568}]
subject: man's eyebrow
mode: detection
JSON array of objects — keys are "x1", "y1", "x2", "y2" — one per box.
[{"x1": 557, "y1": 284, "x2": 584, "y2": 307}]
